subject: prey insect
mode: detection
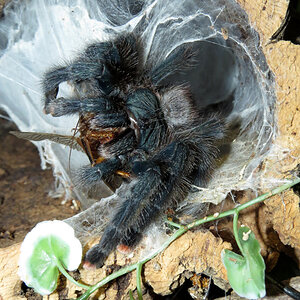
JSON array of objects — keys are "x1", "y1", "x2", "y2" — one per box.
[{"x1": 12, "y1": 33, "x2": 225, "y2": 268}]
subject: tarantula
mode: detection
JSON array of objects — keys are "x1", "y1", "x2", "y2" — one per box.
[{"x1": 13, "y1": 33, "x2": 225, "y2": 268}]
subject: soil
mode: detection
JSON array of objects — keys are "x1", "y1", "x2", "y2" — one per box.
[{"x1": 0, "y1": 115, "x2": 77, "y2": 248}]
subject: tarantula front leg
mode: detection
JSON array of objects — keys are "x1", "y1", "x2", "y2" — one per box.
[
  {"x1": 43, "y1": 34, "x2": 139, "y2": 108},
  {"x1": 43, "y1": 61, "x2": 106, "y2": 103},
  {"x1": 44, "y1": 96, "x2": 111, "y2": 116},
  {"x1": 75, "y1": 156, "x2": 123, "y2": 188},
  {"x1": 84, "y1": 141, "x2": 195, "y2": 268},
  {"x1": 99, "y1": 128, "x2": 136, "y2": 157},
  {"x1": 42, "y1": 38, "x2": 119, "y2": 97},
  {"x1": 44, "y1": 96, "x2": 129, "y2": 128}
]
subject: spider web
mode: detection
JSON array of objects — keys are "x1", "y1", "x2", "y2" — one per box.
[{"x1": 0, "y1": 0, "x2": 278, "y2": 244}]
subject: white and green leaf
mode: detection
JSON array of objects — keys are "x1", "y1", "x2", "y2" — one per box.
[
  {"x1": 18, "y1": 220, "x2": 82, "y2": 295},
  {"x1": 222, "y1": 226, "x2": 266, "y2": 299}
]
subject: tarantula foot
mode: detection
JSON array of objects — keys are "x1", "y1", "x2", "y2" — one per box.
[
  {"x1": 83, "y1": 244, "x2": 106, "y2": 269},
  {"x1": 74, "y1": 158, "x2": 121, "y2": 188},
  {"x1": 44, "y1": 87, "x2": 59, "y2": 111},
  {"x1": 82, "y1": 260, "x2": 97, "y2": 271},
  {"x1": 44, "y1": 97, "x2": 69, "y2": 117},
  {"x1": 117, "y1": 243, "x2": 133, "y2": 255}
]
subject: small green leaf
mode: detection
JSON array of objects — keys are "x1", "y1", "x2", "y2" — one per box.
[
  {"x1": 222, "y1": 226, "x2": 266, "y2": 299},
  {"x1": 18, "y1": 220, "x2": 82, "y2": 295}
]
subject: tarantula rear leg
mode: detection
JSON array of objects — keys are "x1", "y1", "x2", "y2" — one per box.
[
  {"x1": 83, "y1": 141, "x2": 195, "y2": 268},
  {"x1": 83, "y1": 162, "x2": 161, "y2": 269}
]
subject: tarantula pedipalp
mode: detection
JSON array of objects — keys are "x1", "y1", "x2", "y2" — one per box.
[{"x1": 13, "y1": 34, "x2": 225, "y2": 268}]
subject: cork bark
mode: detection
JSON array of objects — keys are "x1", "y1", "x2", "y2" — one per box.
[{"x1": 237, "y1": 0, "x2": 300, "y2": 266}]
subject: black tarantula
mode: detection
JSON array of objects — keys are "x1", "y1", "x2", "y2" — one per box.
[{"x1": 13, "y1": 33, "x2": 225, "y2": 268}]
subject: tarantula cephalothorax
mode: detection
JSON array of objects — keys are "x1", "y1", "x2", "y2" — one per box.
[{"x1": 13, "y1": 33, "x2": 225, "y2": 268}]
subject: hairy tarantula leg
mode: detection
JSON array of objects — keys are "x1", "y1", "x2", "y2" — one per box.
[
  {"x1": 44, "y1": 97, "x2": 114, "y2": 116},
  {"x1": 126, "y1": 89, "x2": 168, "y2": 152},
  {"x1": 150, "y1": 45, "x2": 195, "y2": 84},
  {"x1": 82, "y1": 41, "x2": 117, "y2": 61},
  {"x1": 99, "y1": 129, "x2": 136, "y2": 157},
  {"x1": 84, "y1": 142, "x2": 193, "y2": 268},
  {"x1": 84, "y1": 164, "x2": 161, "y2": 268},
  {"x1": 194, "y1": 120, "x2": 225, "y2": 186},
  {"x1": 74, "y1": 157, "x2": 122, "y2": 188},
  {"x1": 43, "y1": 34, "x2": 141, "y2": 105},
  {"x1": 83, "y1": 34, "x2": 141, "y2": 80},
  {"x1": 193, "y1": 115, "x2": 226, "y2": 141},
  {"x1": 88, "y1": 111, "x2": 130, "y2": 128},
  {"x1": 43, "y1": 61, "x2": 105, "y2": 96}
]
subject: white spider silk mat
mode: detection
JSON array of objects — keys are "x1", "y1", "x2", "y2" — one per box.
[{"x1": 0, "y1": 0, "x2": 278, "y2": 242}]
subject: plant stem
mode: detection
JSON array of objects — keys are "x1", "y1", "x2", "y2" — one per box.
[
  {"x1": 136, "y1": 263, "x2": 143, "y2": 300},
  {"x1": 165, "y1": 219, "x2": 184, "y2": 229},
  {"x1": 233, "y1": 211, "x2": 244, "y2": 255},
  {"x1": 129, "y1": 290, "x2": 135, "y2": 300},
  {"x1": 55, "y1": 258, "x2": 90, "y2": 290},
  {"x1": 74, "y1": 177, "x2": 300, "y2": 299},
  {"x1": 188, "y1": 178, "x2": 300, "y2": 229},
  {"x1": 235, "y1": 178, "x2": 300, "y2": 212}
]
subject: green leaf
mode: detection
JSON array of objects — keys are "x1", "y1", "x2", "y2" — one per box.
[
  {"x1": 18, "y1": 220, "x2": 82, "y2": 295},
  {"x1": 221, "y1": 226, "x2": 266, "y2": 299}
]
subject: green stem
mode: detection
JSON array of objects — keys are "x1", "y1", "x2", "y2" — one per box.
[
  {"x1": 129, "y1": 290, "x2": 135, "y2": 300},
  {"x1": 188, "y1": 178, "x2": 300, "y2": 229},
  {"x1": 75, "y1": 178, "x2": 300, "y2": 299},
  {"x1": 55, "y1": 258, "x2": 90, "y2": 290},
  {"x1": 136, "y1": 263, "x2": 143, "y2": 300},
  {"x1": 233, "y1": 211, "x2": 244, "y2": 256},
  {"x1": 165, "y1": 219, "x2": 184, "y2": 229}
]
